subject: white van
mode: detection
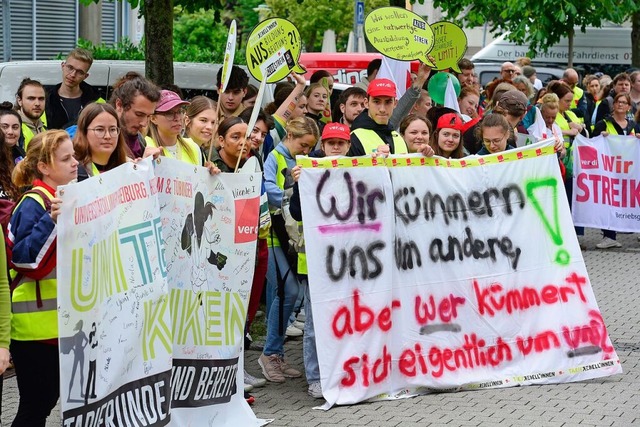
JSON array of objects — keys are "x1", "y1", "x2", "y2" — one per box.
[
  {"x1": 472, "y1": 26, "x2": 632, "y2": 69},
  {"x1": 0, "y1": 60, "x2": 260, "y2": 104}
]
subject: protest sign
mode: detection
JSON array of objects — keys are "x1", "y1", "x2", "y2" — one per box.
[
  {"x1": 58, "y1": 158, "x2": 266, "y2": 426},
  {"x1": 58, "y1": 159, "x2": 172, "y2": 426},
  {"x1": 573, "y1": 134, "x2": 640, "y2": 232},
  {"x1": 364, "y1": 7, "x2": 435, "y2": 65},
  {"x1": 430, "y1": 21, "x2": 468, "y2": 72},
  {"x1": 155, "y1": 158, "x2": 262, "y2": 425},
  {"x1": 246, "y1": 18, "x2": 305, "y2": 83},
  {"x1": 298, "y1": 143, "x2": 621, "y2": 408}
]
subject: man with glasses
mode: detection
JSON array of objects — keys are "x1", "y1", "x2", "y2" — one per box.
[
  {"x1": 500, "y1": 62, "x2": 517, "y2": 82},
  {"x1": 46, "y1": 48, "x2": 104, "y2": 130}
]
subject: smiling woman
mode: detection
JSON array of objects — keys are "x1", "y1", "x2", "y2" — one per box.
[{"x1": 73, "y1": 103, "x2": 129, "y2": 181}]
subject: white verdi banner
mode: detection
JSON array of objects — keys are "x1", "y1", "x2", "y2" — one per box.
[
  {"x1": 58, "y1": 159, "x2": 172, "y2": 426},
  {"x1": 572, "y1": 134, "x2": 640, "y2": 231},
  {"x1": 155, "y1": 157, "x2": 263, "y2": 426},
  {"x1": 298, "y1": 142, "x2": 622, "y2": 408},
  {"x1": 58, "y1": 158, "x2": 265, "y2": 426}
]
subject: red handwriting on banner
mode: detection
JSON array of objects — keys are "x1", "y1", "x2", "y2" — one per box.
[
  {"x1": 340, "y1": 333, "x2": 514, "y2": 387},
  {"x1": 414, "y1": 293, "x2": 465, "y2": 325},
  {"x1": 516, "y1": 330, "x2": 561, "y2": 356},
  {"x1": 332, "y1": 290, "x2": 401, "y2": 339},
  {"x1": 474, "y1": 272, "x2": 588, "y2": 317},
  {"x1": 562, "y1": 310, "x2": 614, "y2": 354}
]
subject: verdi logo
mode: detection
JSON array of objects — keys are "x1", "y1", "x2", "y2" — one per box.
[{"x1": 578, "y1": 146, "x2": 599, "y2": 169}]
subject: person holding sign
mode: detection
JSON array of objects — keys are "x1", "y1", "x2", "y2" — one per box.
[
  {"x1": 590, "y1": 92, "x2": 640, "y2": 249},
  {"x1": 429, "y1": 112, "x2": 466, "y2": 158},
  {"x1": 146, "y1": 90, "x2": 205, "y2": 166},
  {"x1": 184, "y1": 96, "x2": 218, "y2": 157},
  {"x1": 8, "y1": 130, "x2": 78, "y2": 426},
  {"x1": 348, "y1": 79, "x2": 408, "y2": 156},
  {"x1": 305, "y1": 83, "x2": 329, "y2": 135},
  {"x1": 288, "y1": 122, "x2": 352, "y2": 399},
  {"x1": 260, "y1": 116, "x2": 319, "y2": 384},
  {"x1": 216, "y1": 65, "x2": 250, "y2": 123},
  {"x1": 399, "y1": 114, "x2": 432, "y2": 154},
  {"x1": 73, "y1": 103, "x2": 132, "y2": 180},
  {"x1": 476, "y1": 113, "x2": 516, "y2": 155}
]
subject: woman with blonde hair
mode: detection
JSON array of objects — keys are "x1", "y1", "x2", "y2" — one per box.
[
  {"x1": 9, "y1": 130, "x2": 78, "y2": 426},
  {"x1": 146, "y1": 90, "x2": 204, "y2": 166},
  {"x1": 259, "y1": 116, "x2": 319, "y2": 384},
  {"x1": 184, "y1": 95, "x2": 217, "y2": 154}
]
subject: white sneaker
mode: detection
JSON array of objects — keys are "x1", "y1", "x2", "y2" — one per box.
[
  {"x1": 596, "y1": 237, "x2": 622, "y2": 249},
  {"x1": 292, "y1": 320, "x2": 305, "y2": 330},
  {"x1": 244, "y1": 370, "x2": 267, "y2": 388},
  {"x1": 244, "y1": 383, "x2": 253, "y2": 392},
  {"x1": 297, "y1": 309, "x2": 306, "y2": 322},
  {"x1": 308, "y1": 381, "x2": 323, "y2": 399},
  {"x1": 285, "y1": 324, "x2": 303, "y2": 337}
]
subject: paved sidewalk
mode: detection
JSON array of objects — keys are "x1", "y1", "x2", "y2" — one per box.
[{"x1": 2, "y1": 230, "x2": 639, "y2": 426}]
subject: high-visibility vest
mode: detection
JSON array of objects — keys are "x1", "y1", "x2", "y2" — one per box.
[
  {"x1": 352, "y1": 128, "x2": 408, "y2": 154},
  {"x1": 22, "y1": 113, "x2": 47, "y2": 150},
  {"x1": 145, "y1": 136, "x2": 202, "y2": 165},
  {"x1": 555, "y1": 110, "x2": 583, "y2": 178},
  {"x1": 267, "y1": 150, "x2": 307, "y2": 274},
  {"x1": 604, "y1": 119, "x2": 635, "y2": 136},
  {"x1": 572, "y1": 87, "x2": 584, "y2": 109},
  {"x1": 11, "y1": 188, "x2": 57, "y2": 341}
]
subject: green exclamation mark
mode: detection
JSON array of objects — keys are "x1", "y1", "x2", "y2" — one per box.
[{"x1": 525, "y1": 177, "x2": 570, "y2": 266}]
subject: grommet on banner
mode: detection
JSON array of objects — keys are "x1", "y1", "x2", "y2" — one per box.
[
  {"x1": 133, "y1": 164, "x2": 138, "y2": 170},
  {"x1": 99, "y1": 177, "x2": 103, "y2": 184},
  {"x1": 156, "y1": 157, "x2": 162, "y2": 164},
  {"x1": 59, "y1": 188, "x2": 65, "y2": 196},
  {"x1": 194, "y1": 167, "x2": 198, "y2": 174}
]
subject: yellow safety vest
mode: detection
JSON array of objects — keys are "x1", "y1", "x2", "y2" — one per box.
[
  {"x1": 352, "y1": 128, "x2": 408, "y2": 154},
  {"x1": 572, "y1": 87, "x2": 584, "y2": 109},
  {"x1": 11, "y1": 188, "x2": 58, "y2": 341},
  {"x1": 604, "y1": 119, "x2": 635, "y2": 136},
  {"x1": 145, "y1": 136, "x2": 202, "y2": 166},
  {"x1": 555, "y1": 110, "x2": 582, "y2": 178},
  {"x1": 268, "y1": 150, "x2": 307, "y2": 274},
  {"x1": 22, "y1": 114, "x2": 47, "y2": 150}
]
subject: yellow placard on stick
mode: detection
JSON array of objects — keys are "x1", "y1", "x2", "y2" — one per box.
[
  {"x1": 246, "y1": 18, "x2": 305, "y2": 83},
  {"x1": 430, "y1": 21, "x2": 468, "y2": 72},
  {"x1": 364, "y1": 7, "x2": 435, "y2": 65}
]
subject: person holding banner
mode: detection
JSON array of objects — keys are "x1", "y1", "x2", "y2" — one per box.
[
  {"x1": 348, "y1": 79, "x2": 409, "y2": 156},
  {"x1": 429, "y1": 112, "x2": 466, "y2": 158},
  {"x1": 146, "y1": 90, "x2": 205, "y2": 166},
  {"x1": 8, "y1": 130, "x2": 78, "y2": 426},
  {"x1": 399, "y1": 114, "x2": 432, "y2": 154},
  {"x1": 184, "y1": 96, "x2": 218, "y2": 157},
  {"x1": 476, "y1": 113, "x2": 517, "y2": 155},
  {"x1": 590, "y1": 92, "x2": 640, "y2": 249},
  {"x1": 288, "y1": 122, "x2": 351, "y2": 398},
  {"x1": 260, "y1": 116, "x2": 319, "y2": 383},
  {"x1": 73, "y1": 103, "x2": 132, "y2": 180}
]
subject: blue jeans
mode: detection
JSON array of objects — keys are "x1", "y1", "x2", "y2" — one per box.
[
  {"x1": 303, "y1": 280, "x2": 320, "y2": 383},
  {"x1": 264, "y1": 246, "x2": 301, "y2": 356}
]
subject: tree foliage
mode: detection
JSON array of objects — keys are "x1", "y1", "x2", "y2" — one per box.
[
  {"x1": 431, "y1": 0, "x2": 639, "y2": 66},
  {"x1": 265, "y1": 0, "x2": 390, "y2": 52}
]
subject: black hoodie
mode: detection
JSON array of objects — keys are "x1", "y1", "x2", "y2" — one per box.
[
  {"x1": 347, "y1": 109, "x2": 400, "y2": 156},
  {"x1": 46, "y1": 81, "x2": 101, "y2": 130}
]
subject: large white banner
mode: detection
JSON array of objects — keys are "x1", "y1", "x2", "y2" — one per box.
[
  {"x1": 155, "y1": 158, "x2": 262, "y2": 426},
  {"x1": 299, "y1": 143, "x2": 622, "y2": 408},
  {"x1": 58, "y1": 158, "x2": 266, "y2": 426},
  {"x1": 58, "y1": 159, "x2": 172, "y2": 426},
  {"x1": 573, "y1": 134, "x2": 640, "y2": 231}
]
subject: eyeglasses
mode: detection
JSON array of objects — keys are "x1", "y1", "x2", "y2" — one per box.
[
  {"x1": 155, "y1": 109, "x2": 185, "y2": 120},
  {"x1": 483, "y1": 135, "x2": 507, "y2": 146},
  {"x1": 503, "y1": 69, "x2": 516, "y2": 74},
  {"x1": 615, "y1": 100, "x2": 630, "y2": 105},
  {"x1": 63, "y1": 63, "x2": 88, "y2": 77},
  {"x1": 88, "y1": 127, "x2": 120, "y2": 138}
]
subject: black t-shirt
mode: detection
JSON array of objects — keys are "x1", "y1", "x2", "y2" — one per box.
[{"x1": 60, "y1": 97, "x2": 83, "y2": 127}]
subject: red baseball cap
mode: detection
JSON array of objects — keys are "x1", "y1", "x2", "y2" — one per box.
[
  {"x1": 367, "y1": 79, "x2": 397, "y2": 98},
  {"x1": 437, "y1": 113, "x2": 464, "y2": 131},
  {"x1": 322, "y1": 122, "x2": 351, "y2": 141},
  {"x1": 155, "y1": 90, "x2": 190, "y2": 112}
]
